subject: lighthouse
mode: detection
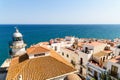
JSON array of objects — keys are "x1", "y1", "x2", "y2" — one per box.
[{"x1": 9, "y1": 27, "x2": 27, "y2": 57}]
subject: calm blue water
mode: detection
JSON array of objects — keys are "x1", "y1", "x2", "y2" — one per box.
[{"x1": 0, "y1": 24, "x2": 120, "y2": 65}]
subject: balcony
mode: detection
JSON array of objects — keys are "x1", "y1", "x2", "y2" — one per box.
[
  {"x1": 87, "y1": 70, "x2": 93, "y2": 77},
  {"x1": 87, "y1": 62, "x2": 106, "y2": 72},
  {"x1": 87, "y1": 73, "x2": 94, "y2": 80}
]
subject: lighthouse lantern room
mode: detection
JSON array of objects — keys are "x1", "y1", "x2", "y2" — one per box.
[{"x1": 9, "y1": 27, "x2": 26, "y2": 57}]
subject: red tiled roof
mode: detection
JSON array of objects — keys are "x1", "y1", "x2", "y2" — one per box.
[
  {"x1": 6, "y1": 56, "x2": 76, "y2": 80},
  {"x1": 27, "y1": 46, "x2": 50, "y2": 55}
]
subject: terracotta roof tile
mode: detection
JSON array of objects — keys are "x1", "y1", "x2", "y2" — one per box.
[
  {"x1": 6, "y1": 56, "x2": 76, "y2": 80},
  {"x1": 86, "y1": 42, "x2": 106, "y2": 47},
  {"x1": 6, "y1": 45, "x2": 76, "y2": 80},
  {"x1": 39, "y1": 45, "x2": 74, "y2": 67},
  {"x1": 93, "y1": 50, "x2": 112, "y2": 58},
  {"x1": 27, "y1": 46, "x2": 50, "y2": 55}
]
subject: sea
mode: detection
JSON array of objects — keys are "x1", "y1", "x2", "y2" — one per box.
[{"x1": 0, "y1": 24, "x2": 120, "y2": 65}]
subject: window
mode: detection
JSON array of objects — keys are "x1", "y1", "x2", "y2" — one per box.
[
  {"x1": 34, "y1": 53, "x2": 45, "y2": 57},
  {"x1": 88, "y1": 67, "x2": 92, "y2": 73},
  {"x1": 80, "y1": 58, "x2": 83, "y2": 65},
  {"x1": 79, "y1": 67, "x2": 83, "y2": 74},
  {"x1": 106, "y1": 55, "x2": 108, "y2": 59},
  {"x1": 103, "y1": 57, "x2": 105, "y2": 62},
  {"x1": 13, "y1": 37, "x2": 22, "y2": 41},
  {"x1": 71, "y1": 60, "x2": 75, "y2": 66},
  {"x1": 66, "y1": 54, "x2": 69, "y2": 58},
  {"x1": 85, "y1": 47, "x2": 88, "y2": 53},
  {"x1": 55, "y1": 46, "x2": 57, "y2": 51},
  {"x1": 94, "y1": 71, "x2": 98, "y2": 79},
  {"x1": 62, "y1": 52, "x2": 64, "y2": 56},
  {"x1": 111, "y1": 65, "x2": 118, "y2": 74}
]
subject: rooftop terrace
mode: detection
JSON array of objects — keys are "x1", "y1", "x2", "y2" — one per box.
[{"x1": 109, "y1": 56, "x2": 120, "y2": 64}]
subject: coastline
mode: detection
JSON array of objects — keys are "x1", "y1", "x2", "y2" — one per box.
[{"x1": 0, "y1": 25, "x2": 120, "y2": 65}]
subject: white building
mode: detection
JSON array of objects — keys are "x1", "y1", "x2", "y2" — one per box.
[
  {"x1": 9, "y1": 27, "x2": 26, "y2": 57},
  {"x1": 86, "y1": 62, "x2": 106, "y2": 80},
  {"x1": 92, "y1": 50, "x2": 113, "y2": 66},
  {"x1": 86, "y1": 49, "x2": 114, "y2": 80},
  {"x1": 50, "y1": 36, "x2": 75, "y2": 53},
  {"x1": 106, "y1": 56, "x2": 120, "y2": 80},
  {"x1": 49, "y1": 37, "x2": 120, "y2": 80},
  {"x1": 82, "y1": 42, "x2": 107, "y2": 54},
  {"x1": 78, "y1": 42, "x2": 107, "y2": 78},
  {"x1": 60, "y1": 47, "x2": 80, "y2": 69},
  {"x1": 57, "y1": 41, "x2": 108, "y2": 79},
  {"x1": 78, "y1": 51, "x2": 92, "y2": 78},
  {"x1": 114, "y1": 45, "x2": 120, "y2": 56}
]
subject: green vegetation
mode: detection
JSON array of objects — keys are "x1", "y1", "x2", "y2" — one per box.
[{"x1": 90, "y1": 78, "x2": 96, "y2": 80}]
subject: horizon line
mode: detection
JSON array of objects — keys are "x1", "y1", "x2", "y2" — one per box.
[{"x1": 0, "y1": 23, "x2": 120, "y2": 25}]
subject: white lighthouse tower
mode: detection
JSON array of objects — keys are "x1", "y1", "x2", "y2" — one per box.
[{"x1": 9, "y1": 27, "x2": 27, "y2": 57}]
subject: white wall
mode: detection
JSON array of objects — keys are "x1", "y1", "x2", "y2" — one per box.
[
  {"x1": 60, "y1": 48, "x2": 75, "y2": 63},
  {"x1": 106, "y1": 61, "x2": 120, "y2": 78},
  {"x1": 29, "y1": 54, "x2": 34, "y2": 59},
  {"x1": 60, "y1": 47, "x2": 93, "y2": 77},
  {"x1": 51, "y1": 43, "x2": 61, "y2": 52},
  {"x1": 114, "y1": 48, "x2": 120, "y2": 56},
  {"x1": 78, "y1": 51, "x2": 93, "y2": 77},
  {"x1": 13, "y1": 41, "x2": 24, "y2": 46},
  {"x1": 78, "y1": 51, "x2": 92, "y2": 66},
  {"x1": 94, "y1": 44, "x2": 107, "y2": 54},
  {"x1": 65, "y1": 36, "x2": 75, "y2": 43},
  {"x1": 29, "y1": 52, "x2": 50, "y2": 59},
  {"x1": 12, "y1": 48, "x2": 26, "y2": 56},
  {"x1": 51, "y1": 42, "x2": 73, "y2": 53},
  {"x1": 83, "y1": 45, "x2": 94, "y2": 52},
  {"x1": 83, "y1": 43, "x2": 106, "y2": 54}
]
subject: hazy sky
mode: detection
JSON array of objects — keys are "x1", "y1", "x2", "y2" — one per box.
[{"x1": 0, "y1": 0, "x2": 120, "y2": 24}]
